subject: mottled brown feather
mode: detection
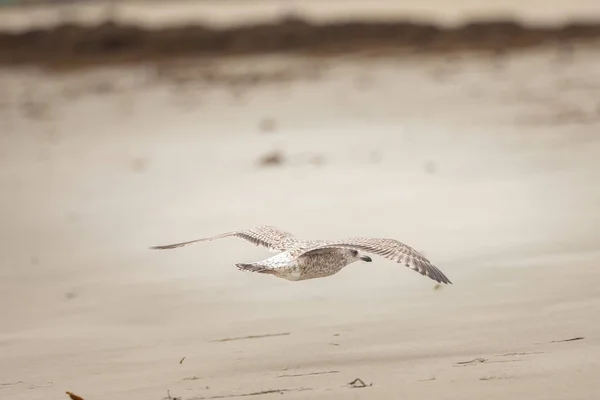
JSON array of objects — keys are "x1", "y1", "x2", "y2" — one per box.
[
  {"x1": 295, "y1": 238, "x2": 451, "y2": 284},
  {"x1": 149, "y1": 225, "x2": 299, "y2": 253}
]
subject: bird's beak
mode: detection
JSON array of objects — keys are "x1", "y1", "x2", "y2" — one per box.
[{"x1": 360, "y1": 255, "x2": 372, "y2": 262}]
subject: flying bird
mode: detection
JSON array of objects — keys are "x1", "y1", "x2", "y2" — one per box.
[{"x1": 150, "y1": 225, "x2": 451, "y2": 284}]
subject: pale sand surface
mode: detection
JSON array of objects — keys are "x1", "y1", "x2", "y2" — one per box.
[
  {"x1": 1, "y1": 45, "x2": 600, "y2": 399},
  {"x1": 2, "y1": 0, "x2": 600, "y2": 31}
]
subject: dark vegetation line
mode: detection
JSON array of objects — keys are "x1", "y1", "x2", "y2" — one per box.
[{"x1": 1, "y1": 17, "x2": 599, "y2": 68}]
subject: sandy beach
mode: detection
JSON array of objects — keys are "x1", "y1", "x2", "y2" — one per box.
[
  {"x1": 1, "y1": 2, "x2": 600, "y2": 400},
  {"x1": 3, "y1": 0, "x2": 600, "y2": 31}
]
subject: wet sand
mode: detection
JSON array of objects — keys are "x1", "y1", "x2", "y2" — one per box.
[{"x1": 1, "y1": 11, "x2": 600, "y2": 400}]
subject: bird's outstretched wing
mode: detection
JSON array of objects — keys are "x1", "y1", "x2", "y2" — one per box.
[
  {"x1": 149, "y1": 225, "x2": 299, "y2": 253},
  {"x1": 293, "y1": 238, "x2": 451, "y2": 284}
]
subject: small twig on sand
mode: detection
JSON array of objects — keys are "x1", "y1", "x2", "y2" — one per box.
[
  {"x1": 278, "y1": 370, "x2": 339, "y2": 378},
  {"x1": 347, "y1": 378, "x2": 372, "y2": 388},
  {"x1": 455, "y1": 357, "x2": 521, "y2": 366},
  {"x1": 188, "y1": 387, "x2": 311, "y2": 399},
  {"x1": 211, "y1": 332, "x2": 290, "y2": 342},
  {"x1": 179, "y1": 357, "x2": 186, "y2": 364},
  {"x1": 498, "y1": 352, "x2": 544, "y2": 357},
  {"x1": 550, "y1": 337, "x2": 584, "y2": 343},
  {"x1": 455, "y1": 358, "x2": 488, "y2": 366},
  {"x1": 480, "y1": 376, "x2": 509, "y2": 381},
  {"x1": 65, "y1": 392, "x2": 85, "y2": 400}
]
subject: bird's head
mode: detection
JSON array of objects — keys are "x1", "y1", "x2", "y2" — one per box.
[{"x1": 349, "y1": 249, "x2": 372, "y2": 263}]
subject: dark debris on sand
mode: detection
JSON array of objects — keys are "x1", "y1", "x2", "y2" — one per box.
[{"x1": 1, "y1": 18, "x2": 600, "y2": 69}]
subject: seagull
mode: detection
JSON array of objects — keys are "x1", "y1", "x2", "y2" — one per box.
[{"x1": 150, "y1": 225, "x2": 451, "y2": 284}]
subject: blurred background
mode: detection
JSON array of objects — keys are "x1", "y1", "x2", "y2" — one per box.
[{"x1": 1, "y1": 1, "x2": 599, "y2": 400}]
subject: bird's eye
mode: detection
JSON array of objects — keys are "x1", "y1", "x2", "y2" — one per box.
[{"x1": 350, "y1": 250, "x2": 358, "y2": 256}]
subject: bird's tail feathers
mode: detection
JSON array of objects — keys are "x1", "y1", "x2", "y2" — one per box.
[{"x1": 236, "y1": 263, "x2": 275, "y2": 274}]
